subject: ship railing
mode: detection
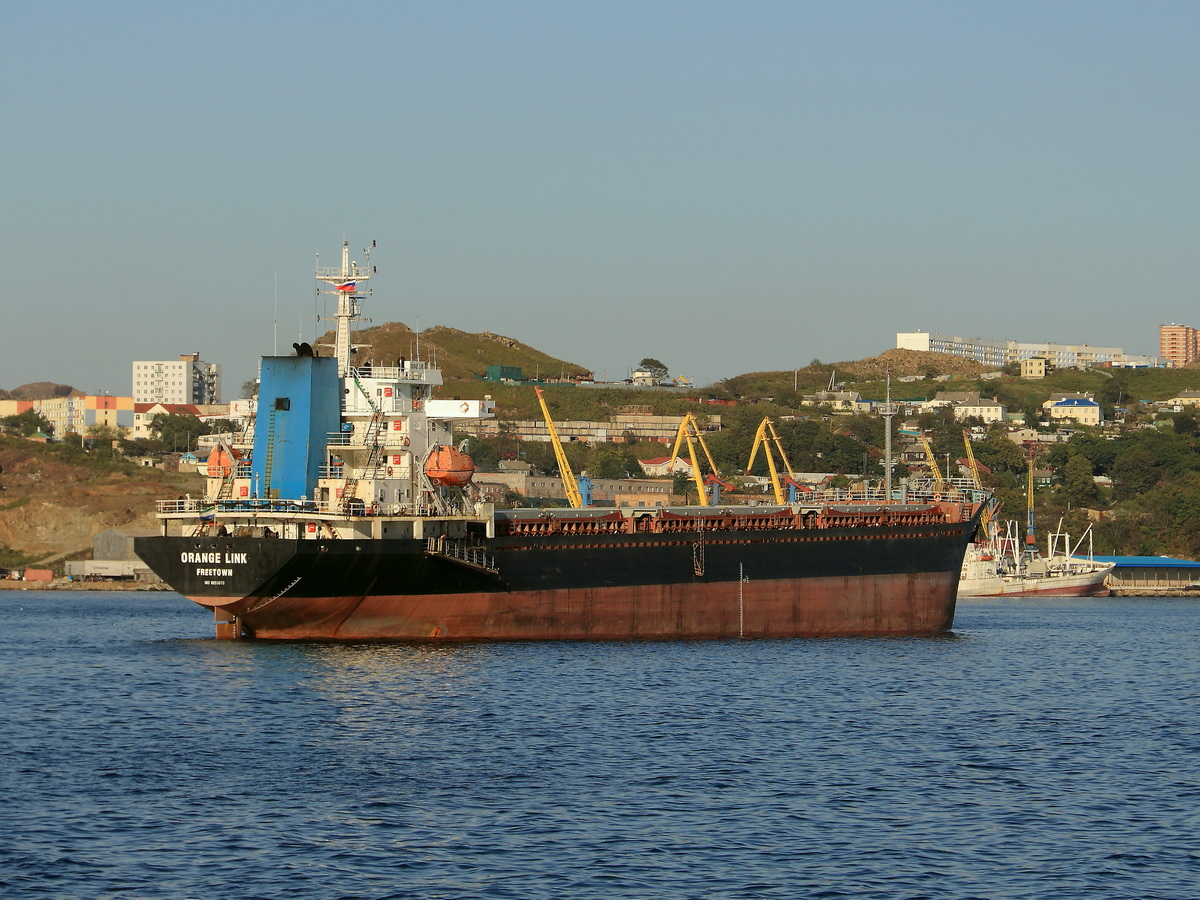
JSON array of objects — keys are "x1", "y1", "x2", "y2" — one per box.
[
  {"x1": 325, "y1": 431, "x2": 410, "y2": 447},
  {"x1": 347, "y1": 363, "x2": 435, "y2": 382},
  {"x1": 155, "y1": 497, "x2": 341, "y2": 516},
  {"x1": 316, "y1": 263, "x2": 372, "y2": 281},
  {"x1": 191, "y1": 462, "x2": 253, "y2": 478},
  {"x1": 155, "y1": 496, "x2": 463, "y2": 519},
  {"x1": 802, "y1": 485, "x2": 987, "y2": 506},
  {"x1": 426, "y1": 536, "x2": 499, "y2": 574},
  {"x1": 319, "y1": 463, "x2": 412, "y2": 480}
]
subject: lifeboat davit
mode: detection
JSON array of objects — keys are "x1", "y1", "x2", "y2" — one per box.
[
  {"x1": 425, "y1": 446, "x2": 474, "y2": 487},
  {"x1": 204, "y1": 446, "x2": 242, "y2": 478}
]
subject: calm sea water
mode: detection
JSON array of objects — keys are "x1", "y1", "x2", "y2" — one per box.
[{"x1": 2, "y1": 592, "x2": 1198, "y2": 900}]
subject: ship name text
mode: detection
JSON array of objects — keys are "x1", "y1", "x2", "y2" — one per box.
[{"x1": 180, "y1": 551, "x2": 249, "y2": 564}]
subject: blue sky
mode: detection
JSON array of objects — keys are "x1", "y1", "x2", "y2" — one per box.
[{"x1": 4, "y1": 1, "x2": 1198, "y2": 396}]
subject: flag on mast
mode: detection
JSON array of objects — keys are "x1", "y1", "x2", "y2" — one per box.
[{"x1": 337, "y1": 281, "x2": 356, "y2": 292}]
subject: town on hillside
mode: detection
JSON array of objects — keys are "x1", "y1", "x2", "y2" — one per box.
[{"x1": 7, "y1": 322, "x2": 1200, "y2": 580}]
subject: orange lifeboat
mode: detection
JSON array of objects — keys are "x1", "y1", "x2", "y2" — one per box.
[
  {"x1": 205, "y1": 446, "x2": 242, "y2": 478},
  {"x1": 425, "y1": 446, "x2": 475, "y2": 487}
]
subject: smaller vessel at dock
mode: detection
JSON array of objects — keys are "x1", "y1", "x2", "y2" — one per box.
[{"x1": 958, "y1": 519, "x2": 1113, "y2": 598}]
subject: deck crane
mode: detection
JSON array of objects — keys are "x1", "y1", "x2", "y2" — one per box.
[
  {"x1": 669, "y1": 413, "x2": 726, "y2": 506},
  {"x1": 534, "y1": 387, "x2": 584, "y2": 509},
  {"x1": 746, "y1": 417, "x2": 800, "y2": 505}
]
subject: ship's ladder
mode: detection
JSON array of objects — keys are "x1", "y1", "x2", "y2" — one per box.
[
  {"x1": 362, "y1": 409, "x2": 387, "y2": 470},
  {"x1": 217, "y1": 469, "x2": 236, "y2": 500},
  {"x1": 425, "y1": 536, "x2": 500, "y2": 575},
  {"x1": 263, "y1": 412, "x2": 277, "y2": 490},
  {"x1": 341, "y1": 377, "x2": 389, "y2": 515}
]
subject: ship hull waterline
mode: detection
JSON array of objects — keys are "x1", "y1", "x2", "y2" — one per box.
[
  {"x1": 958, "y1": 570, "x2": 1112, "y2": 599},
  {"x1": 137, "y1": 521, "x2": 973, "y2": 640}
]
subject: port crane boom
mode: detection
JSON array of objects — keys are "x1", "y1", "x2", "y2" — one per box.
[
  {"x1": 669, "y1": 413, "x2": 725, "y2": 506},
  {"x1": 746, "y1": 417, "x2": 799, "y2": 505},
  {"x1": 534, "y1": 387, "x2": 584, "y2": 509}
]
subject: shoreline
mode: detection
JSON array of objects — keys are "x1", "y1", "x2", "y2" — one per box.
[{"x1": 0, "y1": 579, "x2": 170, "y2": 592}]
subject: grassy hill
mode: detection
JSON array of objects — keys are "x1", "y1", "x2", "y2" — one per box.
[{"x1": 323, "y1": 321, "x2": 593, "y2": 384}]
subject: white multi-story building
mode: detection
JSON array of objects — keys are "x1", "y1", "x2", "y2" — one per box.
[
  {"x1": 897, "y1": 332, "x2": 1157, "y2": 370},
  {"x1": 132, "y1": 353, "x2": 221, "y2": 404},
  {"x1": 921, "y1": 391, "x2": 1007, "y2": 424}
]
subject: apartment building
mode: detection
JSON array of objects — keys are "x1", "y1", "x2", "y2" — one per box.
[
  {"x1": 132, "y1": 353, "x2": 221, "y2": 404},
  {"x1": 1159, "y1": 324, "x2": 1199, "y2": 368},
  {"x1": 897, "y1": 331, "x2": 1157, "y2": 370},
  {"x1": 0, "y1": 394, "x2": 134, "y2": 438}
]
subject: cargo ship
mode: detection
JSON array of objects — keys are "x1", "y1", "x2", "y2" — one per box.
[{"x1": 136, "y1": 240, "x2": 987, "y2": 640}]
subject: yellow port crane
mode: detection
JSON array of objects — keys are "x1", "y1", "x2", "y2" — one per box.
[
  {"x1": 962, "y1": 430, "x2": 996, "y2": 540},
  {"x1": 669, "y1": 413, "x2": 726, "y2": 506},
  {"x1": 900, "y1": 428, "x2": 944, "y2": 489},
  {"x1": 534, "y1": 387, "x2": 583, "y2": 509},
  {"x1": 745, "y1": 417, "x2": 799, "y2": 505}
]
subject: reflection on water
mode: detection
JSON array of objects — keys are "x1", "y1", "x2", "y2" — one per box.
[{"x1": 2, "y1": 592, "x2": 1199, "y2": 899}]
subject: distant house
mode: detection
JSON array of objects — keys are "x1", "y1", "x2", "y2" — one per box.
[
  {"x1": 952, "y1": 397, "x2": 1007, "y2": 424},
  {"x1": 803, "y1": 390, "x2": 868, "y2": 412},
  {"x1": 923, "y1": 390, "x2": 981, "y2": 410},
  {"x1": 1046, "y1": 396, "x2": 1103, "y2": 427},
  {"x1": 1021, "y1": 358, "x2": 1048, "y2": 379},
  {"x1": 131, "y1": 402, "x2": 202, "y2": 440},
  {"x1": 630, "y1": 369, "x2": 662, "y2": 387},
  {"x1": 496, "y1": 459, "x2": 533, "y2": 474},
  {"x1": 918, "y1": 391, "x2": 1005, "y2": 423},
  {"x1": 637, "y1": 456, "x2": 694, "y2": 477},
  {"x1": 1163, "y1": 390, "x2": 1200, "y2": 408}
]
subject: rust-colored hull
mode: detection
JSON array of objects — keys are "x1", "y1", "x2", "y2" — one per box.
[{"x1": 220, "y1": 572, "x2": 958, "y2": 640}]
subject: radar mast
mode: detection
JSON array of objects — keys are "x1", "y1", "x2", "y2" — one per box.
[{"x1": 315, "y1": 240, "x2": 374, "y2": 375}]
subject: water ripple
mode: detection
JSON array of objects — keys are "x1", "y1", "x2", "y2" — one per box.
[{"x1": 2, "y1": 593, "x2": 1199, "y2": 898}]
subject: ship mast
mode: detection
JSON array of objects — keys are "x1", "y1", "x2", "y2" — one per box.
[
  {"x1": 315, "y1": 240, "x2": 374, "y2": 375},
  {"x1": 880, "y1": 371, "x2": 897, "y2": 499}
]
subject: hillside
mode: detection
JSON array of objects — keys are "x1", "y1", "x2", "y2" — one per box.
[
  {"x1": 0, "y1": 437, "x2": 201, "y2": 569},
  {"x1": 318, "y1": 321, "x2": 593, "y2": 383},
  {"x1": 0, "y1": 382, "x2": 81, "y2": 401},
  {"x1": 719, "y1": 350, "x2": 993, "y2": 398},
  {"x1": 836, "y1": 348, "x2": 992, "y2": 379}
]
